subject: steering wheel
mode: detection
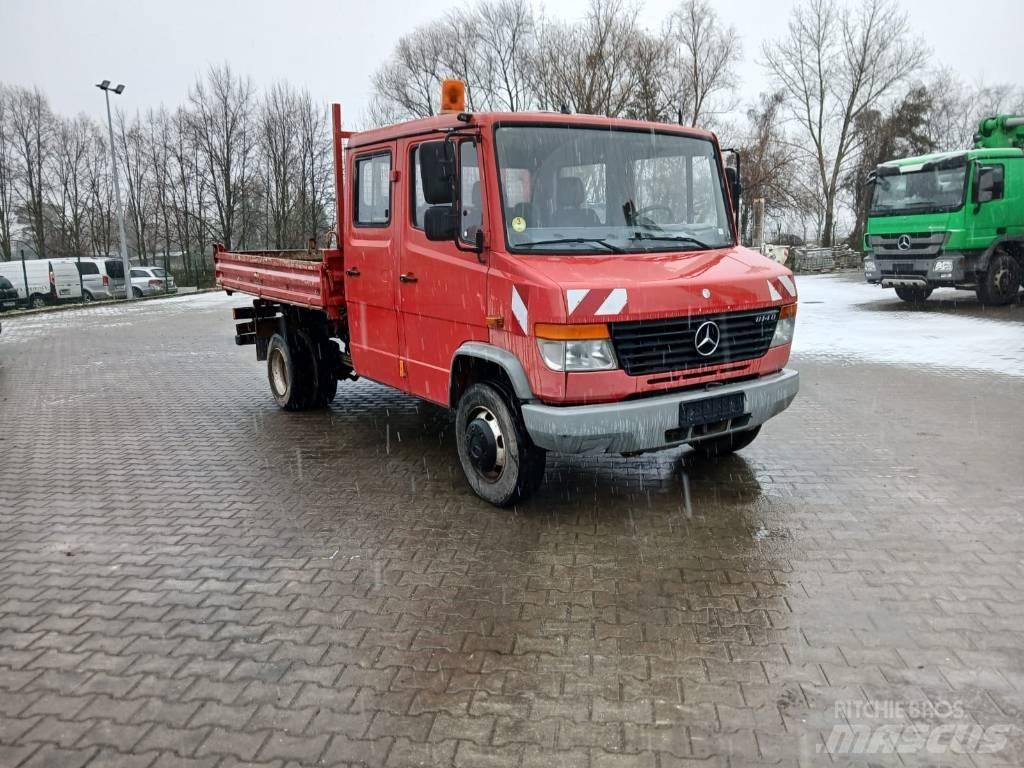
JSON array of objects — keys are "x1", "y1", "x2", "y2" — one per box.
[{"x1": 632, "y1": 205, "x2": 674, "y2": 228}]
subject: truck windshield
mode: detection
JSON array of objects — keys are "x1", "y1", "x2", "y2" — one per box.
[
  {"x1": 870, "y1": 164, "x2": 967, "y2": 216},
  {"x1": 494, "y1": 125, "x2": 732, "y2": 254}
]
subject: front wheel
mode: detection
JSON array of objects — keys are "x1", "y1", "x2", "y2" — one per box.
[
  {"x1": 976, "y1": 252, "x2": 1022, "y2": 306},
  {"x1": 689, "y1": 426, "x2": 761, "y2": 460},
  {"x1": 455, "y1": 383, "x2": 546, "y2": 506},
  {"x1": 894, "y1": 285, "x2": 932, "y2": 303}
]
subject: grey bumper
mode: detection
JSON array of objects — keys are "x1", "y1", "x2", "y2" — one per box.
[{"x1": 521, "y1": 369, "x2": 799, "y2": 455}]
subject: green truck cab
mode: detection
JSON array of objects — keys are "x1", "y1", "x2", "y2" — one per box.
[{"x1": 864, "y1": 115, "x2": 1024, "y2": 305}]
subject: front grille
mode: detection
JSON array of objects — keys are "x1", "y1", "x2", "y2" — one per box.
[
  {"x1": 610, "y1": 308, "x2": 779, "y2": 376},
  {"x1": 868, "y1": 232, "x2": 947, "y2": 257}
]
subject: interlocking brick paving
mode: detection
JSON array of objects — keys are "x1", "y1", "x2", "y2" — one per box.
[{"x1": 0, "y1": 291, "x2": 1021, "y2": 767}]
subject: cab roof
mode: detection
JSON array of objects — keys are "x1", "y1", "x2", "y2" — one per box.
[
  {"x1": 879, "y1": 147, "x2": 1023, "y2": 170},
  {"x1": 346, "y1": 111, "x2": 718, "y2": 150}
]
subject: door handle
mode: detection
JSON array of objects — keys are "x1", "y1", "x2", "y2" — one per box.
[
  {"x1": 345, "y1": 267, "x2": 360, "y2": 277},
  {"x1": 399, "y1": 273, "x2": 418, "y2": 283}
]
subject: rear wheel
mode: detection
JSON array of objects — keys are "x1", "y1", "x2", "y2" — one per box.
[
  {"x1": 82, "y1": 291, "x2": 94, "y2": 303},
  {"x1": 28, "y1": 294, "x2": 48, "y2": 309},
  {"x1": 132, "y1": 287, "x2": 143, "y2": 298},
  {"x1": 894, "y1": 285, "x2": 932, "y2": 303},
  {"x1": 455, "y1": 383, "x2": 546, "y2": 506},
  {"x1": 267, "y1": 333, "x2": 314, "y2": 411},
  {"x1": 689, "y1": 426, "x2": 761, "y2": 460},
  {"x1": 977, "y1": 251, "x2": 1022, "y2": 306}
]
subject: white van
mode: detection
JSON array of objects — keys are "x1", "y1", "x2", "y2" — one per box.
[
  {"x1": 0, "y1": 259, "x2": 83, "y2": 308},
  {"x1": 49, "y1": 257, "x2": 127, "y2": 301}
]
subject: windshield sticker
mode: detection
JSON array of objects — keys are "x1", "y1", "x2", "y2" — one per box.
[{"x1": 511, "y1": 216, "x2": 527, "y2": 233}]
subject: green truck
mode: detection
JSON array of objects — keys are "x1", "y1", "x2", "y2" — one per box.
[{"x1": 864, "y1": 115, "x2": 1024, "y2": 305}]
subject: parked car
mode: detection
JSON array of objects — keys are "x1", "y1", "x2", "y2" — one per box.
[
  {"x1": 129, "y1": 266, "x2": 177, "y2": 297},
  {"x1": 0, "y1": 275, "x2": 18, "y2": 311},
  {"x1": 0, "y1": 259, "x2": 83, "y2": 307},
  {"x1": 50, "y1": 257, "x2": 127, "y2": 301}
]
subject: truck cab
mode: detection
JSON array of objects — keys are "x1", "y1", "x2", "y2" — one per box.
[
  {"x1": 864, "y1": 116, "x2": 1024, "y2": 305},
  {"x1": 216, "y1": 86, "x2": 800, "y2": 505}
]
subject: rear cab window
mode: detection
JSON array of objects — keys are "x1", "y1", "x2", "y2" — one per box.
[{"x1": 76, "y1": 261, "x2": 99, "y2": 276}]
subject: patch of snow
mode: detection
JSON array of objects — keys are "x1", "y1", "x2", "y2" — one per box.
[{"x1": 793, "y1": 275, "x2": 1024, "y2": 377}]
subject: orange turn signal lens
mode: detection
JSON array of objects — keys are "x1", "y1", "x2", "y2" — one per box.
[
  {"x1": 780, "y1": 303, "x2": 797, "y2": 319},
  {"x1": 534, "y1": 323, "x2": 610, "y2": 341}
]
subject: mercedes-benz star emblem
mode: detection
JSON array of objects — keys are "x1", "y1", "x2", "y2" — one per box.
[
  {"x1": 896, "y1": 234, "x2": 912, "y2": 251},
  {"x1": 694, "y1": 321, "x2": 720, "y2": 357}
]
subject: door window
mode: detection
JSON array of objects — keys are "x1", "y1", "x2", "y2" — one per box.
[
  {"x1": 460, "y1": 142, "x2": 482, "y2": 243},
  {"x1": 355, "y1": 152, "x2": 392, "y2": 226}
]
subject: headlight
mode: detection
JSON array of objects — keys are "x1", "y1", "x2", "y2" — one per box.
[
  {"x1": 535, "y1": 323, "x2": 618, "y2": 372},
  {"x1": 933, "y1": 259, "x2": 953, "y2": 273},
  {"x1": 864, "y1": 260, "x2": 876, "y2": 272},
  {"x1": 770, "y1": 304, "x2": 797, "y2": 348},
  {"x1": 537, "y1": 338, "x2": 617, "y2": 371}
]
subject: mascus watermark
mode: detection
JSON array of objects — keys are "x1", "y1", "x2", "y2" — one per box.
[{"x1": 817, "y1": 701, "x2": 1015, "y2": 757}]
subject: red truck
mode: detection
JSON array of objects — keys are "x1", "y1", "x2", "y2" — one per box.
[{"x1": 215, "y1": 82, "x2": 799, "y2": 506}]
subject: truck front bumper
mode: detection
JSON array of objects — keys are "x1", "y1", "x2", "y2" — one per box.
[{"x1": 521, "y1": 369, "x2": 799, "y2": 455}]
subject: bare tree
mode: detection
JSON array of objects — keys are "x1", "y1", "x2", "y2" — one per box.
[
  {"x1": 46, "y1": 114, "x2": 98, "y2": 256},
  {"x1": 259, "y1": 82, "x2": 300, "y2": 248},
  {"x1": 474, "y1": 0, "x2": 537, "y2": 111},
  {"x1": 9, "y1": 85, "x2": 53, "y2": 256},
  {"x1": 763, "y1": 0, "x2": 926, "y2": 245},
  {"x1": 672, "y1": 0, "x2": 741, "y2": 126},
  {"x1": 295, "y1": 90, "x2": 332, "y2": 242},
  {"x1": 189, "y1": 63, "x2": 257, "y2": 250},
  {"x1": 0, "y1": 85, "x2": 16, "y2": 261},
  {"x1": 532, "y1": 0, "x2": 642, "y2": 117},
  {"x1": 624, "y1": 27, "x2": 678, "y2": 123}
]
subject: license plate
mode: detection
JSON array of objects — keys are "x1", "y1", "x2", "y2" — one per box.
[{"x1": 680, "y1": 393, "x2": 746, "y2": 427}]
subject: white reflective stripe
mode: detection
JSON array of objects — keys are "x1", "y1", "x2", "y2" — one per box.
[
  {"x1": 511, "y1": 287, "x2": 528, "y2": 333},
  {"x1": 778, "y1": 274, "x2": 796, "y2": 297},
  {"x1": 566, "y1": 288, "x2": 589, "y2": 315},
  {"x1": 594, "y1": 288, "x2": 627, "y2": 316},
  {"x1": 767, "y1": 281, "x2": 782, "y2": 302}
]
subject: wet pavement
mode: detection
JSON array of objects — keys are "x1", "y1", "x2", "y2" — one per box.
[{"x1": 0, "y1": 276, "x2": 1022, "y2": 768}]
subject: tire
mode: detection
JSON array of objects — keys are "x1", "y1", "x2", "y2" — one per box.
[
  {"x1": 689, "y1": 426, "x2": 761, "y2": 460},
  {"x1": 976, "y1": 251, "x2": 1022, "y2": 306},
  {"x1": 455, "y1": 382, "x2": 546, "y2": 506},
  {"x1": 82, "y1": 291, "x2": 94, "y2": 303},
  {"x1": 132, "y1": 287, "x2": 143, "y2": 298},
  {"x1": 894, "y1": 285, "x2": 932, "y2": 303},
  {"x1": 302, "y1": 332, "x2": 339, "y2": 407},
  {"x1": 28, "y1": 294, "x2": 48, "y2": 309},
  {"x1": 267, "y1": 333, "x2": 315, "y2": 411}
]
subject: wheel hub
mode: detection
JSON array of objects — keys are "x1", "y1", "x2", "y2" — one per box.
[
  {"x1": 466, "y1": 407, "x2": 505, "y2": 478},
  {"x1": 270, "y1": 350, "x2": 288, "y2": 395}
]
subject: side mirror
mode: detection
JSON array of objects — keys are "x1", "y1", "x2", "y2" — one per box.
[
  {"x1": 724, "y1": 166, "x2": 741, "y2": 213},
  {"x1": 424, "y1": 205, "x2": 459, "y2": 241},
  {"x1": 420, "y1": 141, "x2": 456, "y2": 205}
]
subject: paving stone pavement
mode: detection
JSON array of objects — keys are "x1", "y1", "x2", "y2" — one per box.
[{"x1": 0, "y1": 292, "x2": 1022, "y2": 768}]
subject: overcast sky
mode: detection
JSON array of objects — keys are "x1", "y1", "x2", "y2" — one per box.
[{"x1": 2, "y1": 0, "x2": 1021, "y2": 128}]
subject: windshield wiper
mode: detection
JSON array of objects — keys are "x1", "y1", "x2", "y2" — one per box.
[
  {"x1": 516, "y1": 237, "x2": 625, "y2": 254},
  {"x1": 629, "y1": 232, "x2": 711, "y2": 249}
]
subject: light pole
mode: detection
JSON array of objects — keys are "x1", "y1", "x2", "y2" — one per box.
[{"x1": 97, "y1": 80, "x2": 132, "y2": 300}]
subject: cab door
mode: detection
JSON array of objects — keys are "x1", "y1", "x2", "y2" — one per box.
[
  {"x1": 399, "y1": 138, "x2": 490, "y2": 404},
  {"x1": 344, "y1": 144, "x2": 406, "y2": 391}
]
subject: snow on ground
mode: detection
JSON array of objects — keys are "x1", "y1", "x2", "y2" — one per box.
[{"x1": 793, "y1": 275, "x2": 1024, "y2": 377}]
